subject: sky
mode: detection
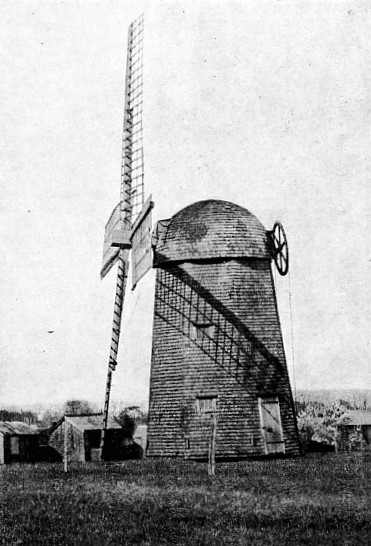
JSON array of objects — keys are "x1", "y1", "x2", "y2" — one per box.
[{"x1": 1, "y1": 0, "x2": 370, "y2": 409}]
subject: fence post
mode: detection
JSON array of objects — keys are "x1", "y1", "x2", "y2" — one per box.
[
  {"x1": 64, "y1": 421, "x2": 68, "y2": 473},
  {"x1": 208, "y1": 412, "x2": 217, "y2": 476}
]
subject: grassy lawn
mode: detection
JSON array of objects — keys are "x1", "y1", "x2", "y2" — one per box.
[{"x1": 0, "y1": 453, "x2": 370, "y2": 545}]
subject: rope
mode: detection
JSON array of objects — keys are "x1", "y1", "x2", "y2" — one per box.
[{"x1": 288, "y1": 269, "x2": 297, "y2": 401}]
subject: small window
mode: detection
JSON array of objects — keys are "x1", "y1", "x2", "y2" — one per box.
[
  {"x1": 10, "y1": 437, "x2": 20, "y2": 455},
  {"x1": 191, "y1": 323, "x2": 215, "y2": 342},
  {"x1": 197, "y1": 396, "x2": 217, "y2": 414}
]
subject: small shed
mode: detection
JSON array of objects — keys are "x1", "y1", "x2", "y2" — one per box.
[
  {"x1": 0, "y1": 421, "x2": 39, "y2": 464},
  {"x1": 49, "y1": 414, "x2": 124, "y2": 462},
  {"x1": 338, "y1": 410, "x2": 371, "y2": 451}
]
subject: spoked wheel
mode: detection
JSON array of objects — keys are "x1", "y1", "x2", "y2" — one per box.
[{"x1": 270, "y1": 222, "x2": 289, "y2": 276}]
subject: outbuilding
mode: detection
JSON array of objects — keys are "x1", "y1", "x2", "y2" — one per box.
[
  {"x1": 49, "y1": 414, "x2": 124, "y2": 462},
  {"x1": 338, "y1": 410, "x2": 371, "y2": 451},
  {"x1": 0, "y1": 421, "x2": 39, "y2": 464}
]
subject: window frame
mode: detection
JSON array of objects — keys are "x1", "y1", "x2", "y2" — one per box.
[
  {"x1": 10, "y1": 436, "x2": 20, "y2": 455},
  {"x1": 196, "y1": 396, "x2": 217, "y2": 415},
  {"x1": 191, "y1": 322, "x2": 215, "y2": 342}
]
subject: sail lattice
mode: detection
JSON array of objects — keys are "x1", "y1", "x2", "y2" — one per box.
[{"x1": 121, "y1": 14, "x2": 144, "y2": 226}]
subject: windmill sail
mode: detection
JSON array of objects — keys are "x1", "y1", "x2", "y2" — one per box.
[
  {"x1": 121, "y1": 14, "x2": 144, "y2": 226},
  {"x1": 130, "y1": 195, "x2": 154, "y2": 289},
  {"x1": 99, "y1": 14, "x2": 145, "y2": 460},
  {"x1": 101, "y1": 203, "x2": 122, "y2": 280},
  {"x1": 101, "y1": 14, "x2": 144, "y2": 280}
]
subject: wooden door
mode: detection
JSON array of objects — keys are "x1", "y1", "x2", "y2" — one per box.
[
  {"x1": 186, "y1": 396, "x2": 218, "y2": 459},
  {"x1": 258, "y1": 397, "x2": 285, "y2": 454}
]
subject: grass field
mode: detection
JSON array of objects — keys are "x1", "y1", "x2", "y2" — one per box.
[{"x1": 1, "y1": 453, "x2": 370, "y2": 545}]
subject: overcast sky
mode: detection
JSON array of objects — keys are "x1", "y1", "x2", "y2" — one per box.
[{"x1": 1, "y1": 0, "x2": 370, "y2": 409}]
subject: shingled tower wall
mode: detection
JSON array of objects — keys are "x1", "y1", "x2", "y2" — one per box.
[{"x1": 147, "y1": 200, "x2": 300, "y2": 459}]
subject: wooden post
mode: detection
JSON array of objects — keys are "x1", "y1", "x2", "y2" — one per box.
[
  {"x1": 63, "y1": 421, "x2": 68, "y2": 473},
  {"x1": 208, "y1": 412, "x2": 217, "y2": 476}
]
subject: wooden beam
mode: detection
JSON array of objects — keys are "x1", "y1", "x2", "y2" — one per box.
[
  {"x1": 111, "y1": 229, "x2": 132, "y2": 248},
  {"x1": 63, "y1": 420, "x2": 68, "y2": 473},
  {"x1": 130, "y1": 194, "x2": 154, "y2": 239},
  {"x1": 208, "y1": 412, "x2": 217, "y2": 476}
]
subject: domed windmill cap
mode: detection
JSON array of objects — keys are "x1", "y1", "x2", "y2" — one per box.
[{"x1": 152, "y1": 199, "x2": 271, "y2": 266}]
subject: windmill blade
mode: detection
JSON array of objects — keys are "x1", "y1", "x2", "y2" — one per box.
[
  {"x1": 121, "y1": 13, "x2": 144, "y2": 226},
  {"x1": 99, "y1": 14, "x2": 145, "y2": 461},
  {"x1": 100, "y1": 203, "x2": 122, "y2": 279},
  {"x1": 131, "y1": 195, "x2": 154, "y2": 289},
  {"x1": 100, "y1": 14, "x2": 145, "y2": 280},
  {"x1": 123, "y1": 14, "x2": 153, "y2": 289}
]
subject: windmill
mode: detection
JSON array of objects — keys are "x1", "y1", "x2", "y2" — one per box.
[
  {"x1": 147, "y1": 200, "x2": 300, "y2": 459},
  {"x1": 99, "y1": 14, "x2": 153, "y2": 460},
  {"x1": 99, "y1": 14, "x2": 299, "y2": 462}
]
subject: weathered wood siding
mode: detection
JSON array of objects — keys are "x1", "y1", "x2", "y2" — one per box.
[
  {"x1": 49, "y1": 421, "x2": 65, "y2": 457},
  {"x1": 147, "y1": 259, "x2": 300, "y2": 459},
  {"x1": 49, "y1": 421, "x2": 85, "y2": 462},
  {"x1": 0, "y1": 434, "x2": 39, "y2": 464},
  {"x1": 49, "y1": 421, "x2": 125, "y2": 462}
]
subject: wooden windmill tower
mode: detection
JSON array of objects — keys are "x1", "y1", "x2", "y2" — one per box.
[
  {"x1": 147, "y1": 200, "x2": 300, "y2": 459},
  {"x1": 100, "y1": 14, "x2": 299, "y2": 462},
  {"x1": 99, "y1": 14, "x2": 153, "y2": 460}
]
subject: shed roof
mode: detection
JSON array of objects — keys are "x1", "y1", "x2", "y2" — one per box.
[
  {"x1": 345, "y1": 410, "x2": 371, "y2": 426},
  {"x1": 0, "y1": 421, "x2": 39, "y2": 435},
  {"x1": 152, "y1": 199, "x2": 271, "y2": 265},
  {"x1": 64, "y1": 414, "x2": 121, "y2": 432}
]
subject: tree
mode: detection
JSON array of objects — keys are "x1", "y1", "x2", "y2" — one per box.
[
  {"x1": 114, "y1": 409, "x2": 136, "y2": 439},
  {"x1": 0, "y1": 408, "x2": 38, "y2": 424},
  {"x1": 38, "y1": 408, "x2": 63, "y2": 428},
  {"x1": 63, "y1": 399, "x2": 96, "y2": 416},
  {"x1": 338, "y1": 399, "x2": 353, "y2": 411},
  {"x1": 297, "y1": 401, "x2": 350, "y2": 451},
  {"x1": 113, "y1": 406, "x2": 148, "y2": 437}
]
